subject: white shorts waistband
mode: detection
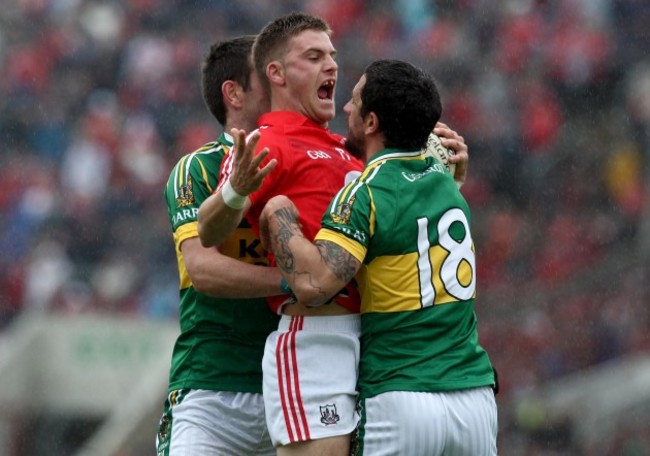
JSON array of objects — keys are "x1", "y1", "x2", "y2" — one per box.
[{"x1": 278, "y1": 314, "x2": 360, "y2": 334}]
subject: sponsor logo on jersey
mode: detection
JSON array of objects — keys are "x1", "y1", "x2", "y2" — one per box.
[
  {"x1": 401, "y1": 164, "x2": 445, "y2": 182},
  {"x1": 176, "y1": 175, "x2": 195, "y2": 207},
  {"x1": 319, "y1": 403, "x2": 340, "y2": 425},
  {"x1": 172, "y1": 208, "x2": 198, "y2": 225},
  {"x1": 307, "y1": 149, "x2": 333, "y2": 159}
]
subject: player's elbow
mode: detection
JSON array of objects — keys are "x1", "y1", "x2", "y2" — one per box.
[
  {"x1": 293, "y1": 283, "x2": 337, "y2": 308},
  {"x1": 192, "y1": 276, "x2": 227, "y2": 296},
  {"x1": 197, "y1": 212, "x2": 218, "y2": 248},
  {"x1": 190, "y1": 275, "x2": 211, "y2": 295},
  {"x1": 197, "y1": 223, "x2": 215, "y2": 248}
]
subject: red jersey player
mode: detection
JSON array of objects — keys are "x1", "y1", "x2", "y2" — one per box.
[{"x1": 199, "y1": 13, "x2": 363, "y2": 456}]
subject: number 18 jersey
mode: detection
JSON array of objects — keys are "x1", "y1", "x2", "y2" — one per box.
[{"x1": 315, "y1": 148, "x2": 495, "y2": 400}]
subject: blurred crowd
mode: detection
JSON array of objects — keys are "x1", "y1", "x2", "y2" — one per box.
[{"x1": 1, "y1": 0, "x2": 649, "y2": 454}]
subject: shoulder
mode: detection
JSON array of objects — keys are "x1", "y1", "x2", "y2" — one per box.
[
  {"x1": 176, "y1": 140, "x2": 228, "y2": 171},
  {"x1": 166, "y1": 140, "x2": 227, "y2": 194}
]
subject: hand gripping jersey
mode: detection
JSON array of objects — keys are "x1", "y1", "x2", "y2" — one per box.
[
  {"x1": 220, "y1": 112, "x2": 364, "y2": 314},
  {"x1": 315, "y1": 148, "x2": 495, "y2": 399},
  {"x1": 163, "y1": 133, "x2": 279, "y2": 393}
]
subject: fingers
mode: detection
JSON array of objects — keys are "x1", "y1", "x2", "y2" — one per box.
[
  {"x1": 229, "y1": 128, "x2": 276, "y2": 195},
  {"x1": 258, "y1": 157, "x2": 278, "y2": 179},
  {"x1": 434, "y1": 122, "x2": 469, "y2": 187},
  {"x1": 433, "y1": 124, "x2": 467, "y2": 164},
  {"x1": 249, "y1": 147, "x2": 270, "y2": 169},
  {"x1": 231, "y1": 128, "x2": 259, "y2": 164}
]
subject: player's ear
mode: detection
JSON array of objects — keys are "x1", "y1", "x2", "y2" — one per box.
[
  {"x1": 266, "y1": 61, "x2": 285, "y2": 86},
  {"x1": 364, "y1": 112, "x2": 379, "y2": 136},
  {"x1": 222, "y1": 80, "x2": 244, "y2": 109}
]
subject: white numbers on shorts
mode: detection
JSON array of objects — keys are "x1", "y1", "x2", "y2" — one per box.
[{"x1": 416, "y1": 208, "x2": 476, "y2": 307}]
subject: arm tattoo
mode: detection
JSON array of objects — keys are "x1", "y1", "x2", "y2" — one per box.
[
  {"x1": 315, "y1": 240, "x2": 358, "y2": 284},
  {"x1": 271, "y1": 207, "x2": 303, "y2": 274},
  {"x1": 271, "y1": 208, "x2": 358, "y2": 303}
]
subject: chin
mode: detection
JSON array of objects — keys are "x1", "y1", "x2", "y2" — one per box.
[{"x1": 316, "y1": 110, "x2": 335, "y2": 125}]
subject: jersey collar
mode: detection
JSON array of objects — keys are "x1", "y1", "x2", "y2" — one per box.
[
  {"x1": 366, "y1": 148, "x2": 424, "y2": 167},
  {"x1": 220, "y1": 131, "x2": 234, "y2": 147}
]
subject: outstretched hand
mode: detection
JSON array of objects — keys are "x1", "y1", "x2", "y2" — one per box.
[
  {"x1": 229, "y1": 128, "x2": 277, "y2": 196},
  {"x1": 433, "y1": 122, "x2": 469, "y2": 187}
]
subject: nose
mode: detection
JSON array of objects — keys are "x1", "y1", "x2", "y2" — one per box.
[{"x1": 325, "y1": 54, "x2": 338, "y2": 72}]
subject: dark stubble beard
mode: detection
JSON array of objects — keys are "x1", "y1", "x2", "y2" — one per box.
[{"x1": 344, "y1": 132, "x2": 365, "y2": 160}]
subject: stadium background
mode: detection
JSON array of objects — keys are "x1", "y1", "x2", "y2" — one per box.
[{"x1": 1, "y1": 0, "x2": 649, "y2": 454}]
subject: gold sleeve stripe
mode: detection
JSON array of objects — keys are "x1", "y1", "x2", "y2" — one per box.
[
  {"x1": 173, "y1": 222, "x2": 199, "y2": 253},
  {"x1": 368, "y1": 186, "x2": 376, "y2": 238},
  {"x1": 173, "y1": 222, "x2": 199, "y2": 290},
  {"x1": 194, "y1": 156, "x2": 211, "y2": 193},
  {"x1": 173, "y1": 143, "x2": 226, "y2": 198},
  {"x1": 315, "y1": 228, "x2": 367, "y2": 263},
  {"x1": 198, "y1": 144, "x2": 229, "y2": 193},
  {"x1": 173, "y1": 155, "x2": 189, "y2": 199},
  {"x1": 195, "y1": 143, "x2": 217, "y2": 153}
]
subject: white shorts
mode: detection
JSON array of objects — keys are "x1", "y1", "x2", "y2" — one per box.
[
  {"x1": 357, "y1": 387, "x2": 498, "y2": 456},
  {"x1": 155, "y1": 389, "x2": 274, "y2": 456},
  {"x1": 263, "y1": 314, "x2": 361, "y2": 446}
]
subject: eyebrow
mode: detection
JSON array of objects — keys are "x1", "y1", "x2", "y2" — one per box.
[{"x1": 303, "y1": 47, "x2": 337, "y2": 59}]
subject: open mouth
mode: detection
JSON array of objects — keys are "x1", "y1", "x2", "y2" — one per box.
[{"x1": 318, "y1": 80, "x2": 335, "y2": 100}]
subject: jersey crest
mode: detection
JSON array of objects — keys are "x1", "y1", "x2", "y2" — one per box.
[
  {"x1": 176, "y1": 174, "x2": 195, "y2": 208},
  {"x1": 330, "y1": 195, "x2": 355, "y2": 225}
]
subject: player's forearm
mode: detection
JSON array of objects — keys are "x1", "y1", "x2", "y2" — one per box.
[
  {"x1": 183, "y1": 237, "x2": 283, "y2": 298},
  {"x1": 193, "y1": 258, "x2": 283, "y2": 298},
  {"x1": 265, "y1": 206, "x2": 345, "y2": 307},
  {"x1": 285, "y1": 237, "x2": 341, "y2": 307},
  {"x1": 197, "y1": 189, "x2": 246, "y2": 247}
]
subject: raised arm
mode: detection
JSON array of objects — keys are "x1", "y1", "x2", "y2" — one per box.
[
  {"x1": 198, "y1": 128, "x2": 277, "y2": 247},
  {"x1": 259, "y1": 195, "x2": 361, "y2": 307}
]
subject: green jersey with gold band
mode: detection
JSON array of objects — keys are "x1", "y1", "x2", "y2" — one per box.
[
  {"x1": 163, "y1": 132, "x2": 279, "y2": 394},
  {"x1": 315, "y1": 148, "x2": 494, "y2": 400}
]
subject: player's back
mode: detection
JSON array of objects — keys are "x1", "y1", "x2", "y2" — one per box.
[{"x1": 330, "y1": 150, "x2": 494, "y2": 398}]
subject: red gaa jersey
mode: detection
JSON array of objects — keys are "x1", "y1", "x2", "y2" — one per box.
[{"x1": 220, "y1": 111, "x2": 364, "y2": 314}]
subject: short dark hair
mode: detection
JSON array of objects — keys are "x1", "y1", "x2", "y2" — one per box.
[
  {"x1": 253, "y1": 12, "x2": 332, "y2": 94},
  {"x1": 201, "y1": 35, "x2": 256, "y2": 126},
  {"x1": 361, "y1": 60, "x2": 442, "y2": 150}
]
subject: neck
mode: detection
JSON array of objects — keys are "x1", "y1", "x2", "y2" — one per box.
[
  {"x1": 224, "y1": 114, "x2": 258, "y2": 136},
  {"x1": 363, "y1": 136, "x2": 385, "y2": 162},
  {"x1": 270, "y1": 93, "x2": 328, "y2": 127}
]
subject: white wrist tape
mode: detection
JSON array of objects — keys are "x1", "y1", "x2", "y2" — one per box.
[{"x1": 221, "y1": 179, "x2": 247, "y2": 209}]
